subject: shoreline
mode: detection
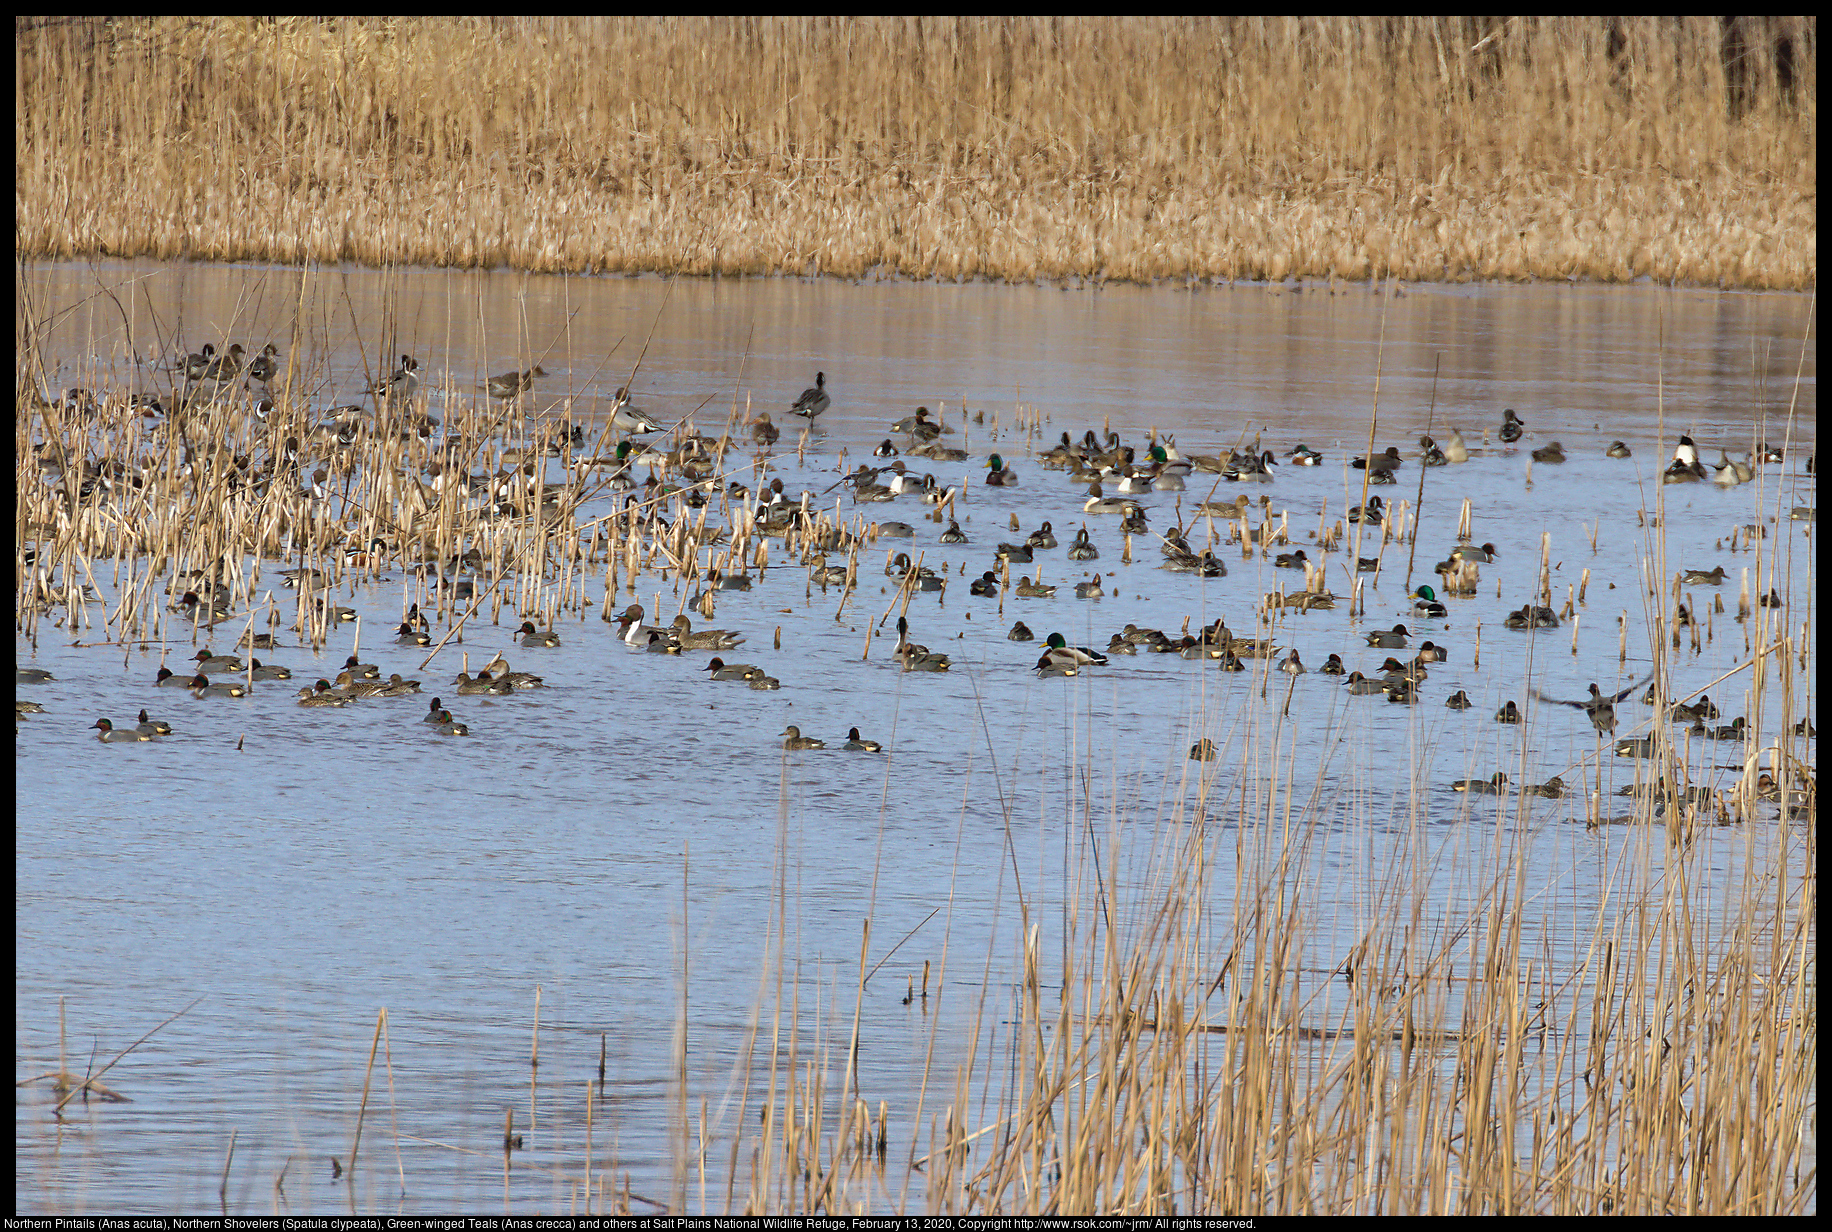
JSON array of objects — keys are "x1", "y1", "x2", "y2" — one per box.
[{"x1": 18, "y1": 17, "x2": 1817, "y2": 291}]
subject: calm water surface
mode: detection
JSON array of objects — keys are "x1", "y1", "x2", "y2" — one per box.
[{"x1": 17, "y1": 264, "x2": 1816, "y2": 1213}]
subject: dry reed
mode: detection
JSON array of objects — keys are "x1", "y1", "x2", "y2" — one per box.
[{"x1": 15, "y1": 16, "x2": 1817, "y2": 288}]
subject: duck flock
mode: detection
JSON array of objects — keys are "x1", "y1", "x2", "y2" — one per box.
[{"x1": 15, "y1": 349, "x2": 1815, "y2": 814}]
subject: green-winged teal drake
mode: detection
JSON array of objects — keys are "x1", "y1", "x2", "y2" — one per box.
[
  {"x1": 702, "y1": 657, "x2": 759, "y2": 681},
  {"x1": 92, "y1": 717, "x2": 152, "y2": 743},
  {"x1": 134, "y1": 709, "x2": 173, "y2": 736},
  {"x1": 190, "y1": 673, "x2": 249, "y2": 697},
  {"x1": 518, "y1": 620, "x2": 561, "y2": 647},
  {"x1": 1365, "y1": 623, "x2": 1409, "y2": 648},
  {"x1": 1495, "y1": 699, "x2": 1521, "y2": 723},
  {"x1": 1452, "y1": 771, "x2": 1510, "y2": 794},
  {"x1": 1445, "y1": 690, "x2": 1473, "y2": 710},
  {"x1": 1344, "y1": 672, "x2": 1385, "y2": 695},
  {"x1": 1318, "y1": 652, "x2": 1345, "y2": 675},
  {"x1": 192, "y1": 648, "x2": 245, "y2": 674},
  {"x1": 844, "y1": 727, "x2": 884, "y2": 752}
]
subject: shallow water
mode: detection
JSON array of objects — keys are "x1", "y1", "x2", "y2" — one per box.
[{"x1": 16, "y1": 263, "x2": 1816, "y2": 1213}]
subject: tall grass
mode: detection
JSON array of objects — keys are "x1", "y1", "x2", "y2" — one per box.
[{"x1": 15, "y1": 16, "x2": 1816, "y2": 287}]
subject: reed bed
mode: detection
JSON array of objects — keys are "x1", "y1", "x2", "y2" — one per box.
[{"x1": 15, "y1": 16, "x2": 1817, "y2": 288}]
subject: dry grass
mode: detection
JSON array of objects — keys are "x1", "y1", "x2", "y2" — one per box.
[{"x1": 15, "y1": 16, "x2": 1817, "y2": 287}]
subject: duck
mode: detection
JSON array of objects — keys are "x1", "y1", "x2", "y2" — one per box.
[
  {"x1": 1384, "y1": 680, "x2": 1421, "y2": 704},
  {"x1": 155, "y1": 666, "x2": 194, "y2": 688},
  {"x1": 1318, "y1": 653, "x2": 1346, "y2": 676},
  {"x1": 249, "y1": 659, "x2": 293, "y2": 681},
  {"x1": 1524, "y1": 776, "x2": 1566, "y2": 799},
  {"x1": 1033, "y1": 651, "x2": 1082, "y2": 677},
  {"x1": 873, "y1": 438, "x2": 899, "y2": 458},
  {"x1": 1286, "y1": 443, "x2": 1324, "y2": 466},
  {"x1": 1216, "y1": 650, "x2": 1247, "y2": 672},
  {"x1": 612, "y1": 603, "x2": 668, "y2": 645},
  {"x1": 702, "y1": 657, "x2": 758, "y2": 681},
  {"x1": 1495, "y1": 700, "x2": 1522, "y2": 724},
  {"x1": 481, "y1": 657, "x2": 544, "y2": 689},
  {"x1": 1669, "y1": 695, "x2": 1719, "y2": 722},
  {"x1": 1118, "y1": 505, "x2": 1151, "y2": 535},
  {"x1": 1026, "y1": 521, "x2": 1059, "y2": 550},
  {"x1": 749, "y1": 413, "x2": 781, "y2": 447},
  {"x1": 1410, "y1": 586, "x2": 1449, "y2": 618},
  {"x1": 1074, "y1": 575, "x2": 1105, "y2": 599},
  {"x1": 844, "y1": 727, "x2": 884, "y2": 752},
  {"x1": 432, "y1": 709, "x2": 470, "y2": 736},
  {"x1": 748, "y1": 674, "x2": 782, "y2": 690},
  {"x1": 1450, "y1": 542, "x2": 1498, "y2": 563},
  {"x1": 395, "y1": 621, "x2": 433, "y2": 646},
  {"x1": 672, "y1": 614, "x2": 746, "y2": 650},
  {"x1": 1189, "y1": 738, "x2": 1217, "y2": 761},
  {"x1": 486, "y1": 365, "x2": 546, "y2": 399},
  {"x1": 297, "y1": 679, "x2": 349, "y2": 706},
  {"x1": 1083, "y1": 481, "x2": 1131, "y2": 514},
  {"x1": 189, "y1": 673, "x2": 250, "y2": 698},
  {"x1": 1014, "y1": 576, "x2": 1056, "y2": 598},
  {"x1": 17, "y1": 666, "x2": 56, "y2": 685},
  {"x1": 891, "y1": 406, "x2": 941, "y2": 437},
  {"x1": 1442, "y1": 428, "x2": 1470, "y2": 463},
  {"x1": 1452, "y1": 772, "x2": 1511, "y2": 794},
  {"x1": 1531, "y1": 677, "x2": 1647, "y2": 736},
  {"x1": 1709, "y1": 717, "x2": 1748, "y2": 741},
  {"x1": 1278, "y1": 648, "x2": 1305, "y2": 674},
  {"x1": 183, "y1": 342, "x2": 217, "y2": 382},
  {"x1": 1419, "y1": 435, "x2": 1448, "y2": 466},
  {"x1": 1042, "y1": 632, "x2": 1108, "y2": 667},
  {"x1": 780, "y1": 722, "x2": 824, "y2": 751},
  {"x1": 1679, "y1": 565, "x2": 1727, "y2": 585},
  {"x1": 1008, "y1": 621, "x2": 1035, "y2": 642},
  {"x1": 790, "y1": 372, "x2": 831, "y2": 421},
  {"x1": 134, "y1": 709, "x2": 173, "y2": 737},
  {"x1": 1445, "y1": 690, "x2": 1473, "y2": 710},
  {"x1": 970, "y1": 571, "x2": 1001, "y2": 597},
  {"x1": 1504, "y1": 604, "x2": 1560, "y2": 630},
  {"x1": 1352, "y1": 446, "x2": 1404, "y2": 474},
  {"x1": 1273, "y1": 549, "x2": 1309, "y2": 569},
  {"x1": 92, "y1": 717, "x2": 153, "y2": 743},
  {"x1": 1663, "y1": 434, "x2": 1708, "y2": 483},
  {"x1": 1066, "y1": 526, "x2": 1099, "y2": 560},
  {"x1": 610, "y1": 388, "x2": 665, "y2": 434},
  {"x1": 1530, "y1": 440, "x2": 1565, "y2": 464},
  {"x1": 454, "y1": 670, "x2": 514, "y2": 695},
  {"x1": 1498, "y1": 408, "x2": 1526, "y2": 443},
  {"x1": 517, "y1": 620, "x2": 561, "y2": 647},
  {"x1": 421, "y1": 697, "x2": 450, "y2": 723},
  {"x1": 1344, "y1": 672, "x2": 1386, "y2": 695},
  {"x1": 995, "y1": 541, "x2": 1033, "y2": 564},
  {"x1": 1415, "y1": 641, "x2": 1447, "y2": 663},
  {"x1": 984, "y1": 454, "x2": 1018, "y2": 486},
  {"x1": 1614, "y1": 735, "x2": 1659, "y2": 758},
  {"x1": 368, "y1": 354, "x2": 419, "y2": 400},
  {"x1": 1607, "y1": 440, "x2": 1633, "y2": 458},
  {"x1": 937, "y1": 519, "x2": 969, "y2": 545},
  {"x1": 1365, "y1": 623, "x2": 1410, "y2": 649},
  {"x1": 192, "y1": 648, "x2": 245, "y2": 674}
]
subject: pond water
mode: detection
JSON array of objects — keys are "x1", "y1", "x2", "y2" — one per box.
[{"x1": 16, "y1": 263, "x2": 1816, "y2": 1213}]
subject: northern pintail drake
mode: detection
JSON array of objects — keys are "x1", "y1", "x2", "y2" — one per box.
[
  {"x1": 673, "y1": 614, "x2": 746, "y2": 650},
  {"x1": 1452, "y1": 772, "x2": 1510, "y2": 794},
  {"x1": 93, "y1": 717, "x2": 152, "y2": 743},
  {"x1": 135, "y1": 709, "x2": 173, "y2": 736},
  {"x1": 1663, "y1": 434, "x2": 1707, "y2": 482},
  {"x1": 1278, "y1": 648, "x2": 1305, "y2": 674},
  {"x1": 1607, "y1": 440, "x2": 1633, "y2": 458},
  {"x1": 189, "y1": 673, "x2": 250, "y2": 697},
  {"x1": 518, "y1": 620, "x2": 561, "y2": 647},
  {"x1": 790, "y1": 372, "x2": 830, "y2": 421},
  {"x1": 1366, "y1": 624, "x2": 1410, "y2": 649},
  {"x1": 1066, "y1": 526, "x2": 1099, "y2": 560},
  {"x1": 611, "y1": 603, "x2": 667, "y2": 644},
  {"x1": 481, "y1": 658, "x2": 544, "y2": 689},
  {"x1": 780, "y1": 725, "x2": 825, "y2": 750},
  {"x1": 1498, "y1": 408, "x2": 1525, "y2": 443},
  {"x1": 369, "y1": 354, "x2": 420, "y2": 400},
  {"x1": 1083, "y1": 481, "x2": 1130, "y2": 514},
  {"x1": 844, "y1": 727, "x2": 884, "y2": 752}
]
